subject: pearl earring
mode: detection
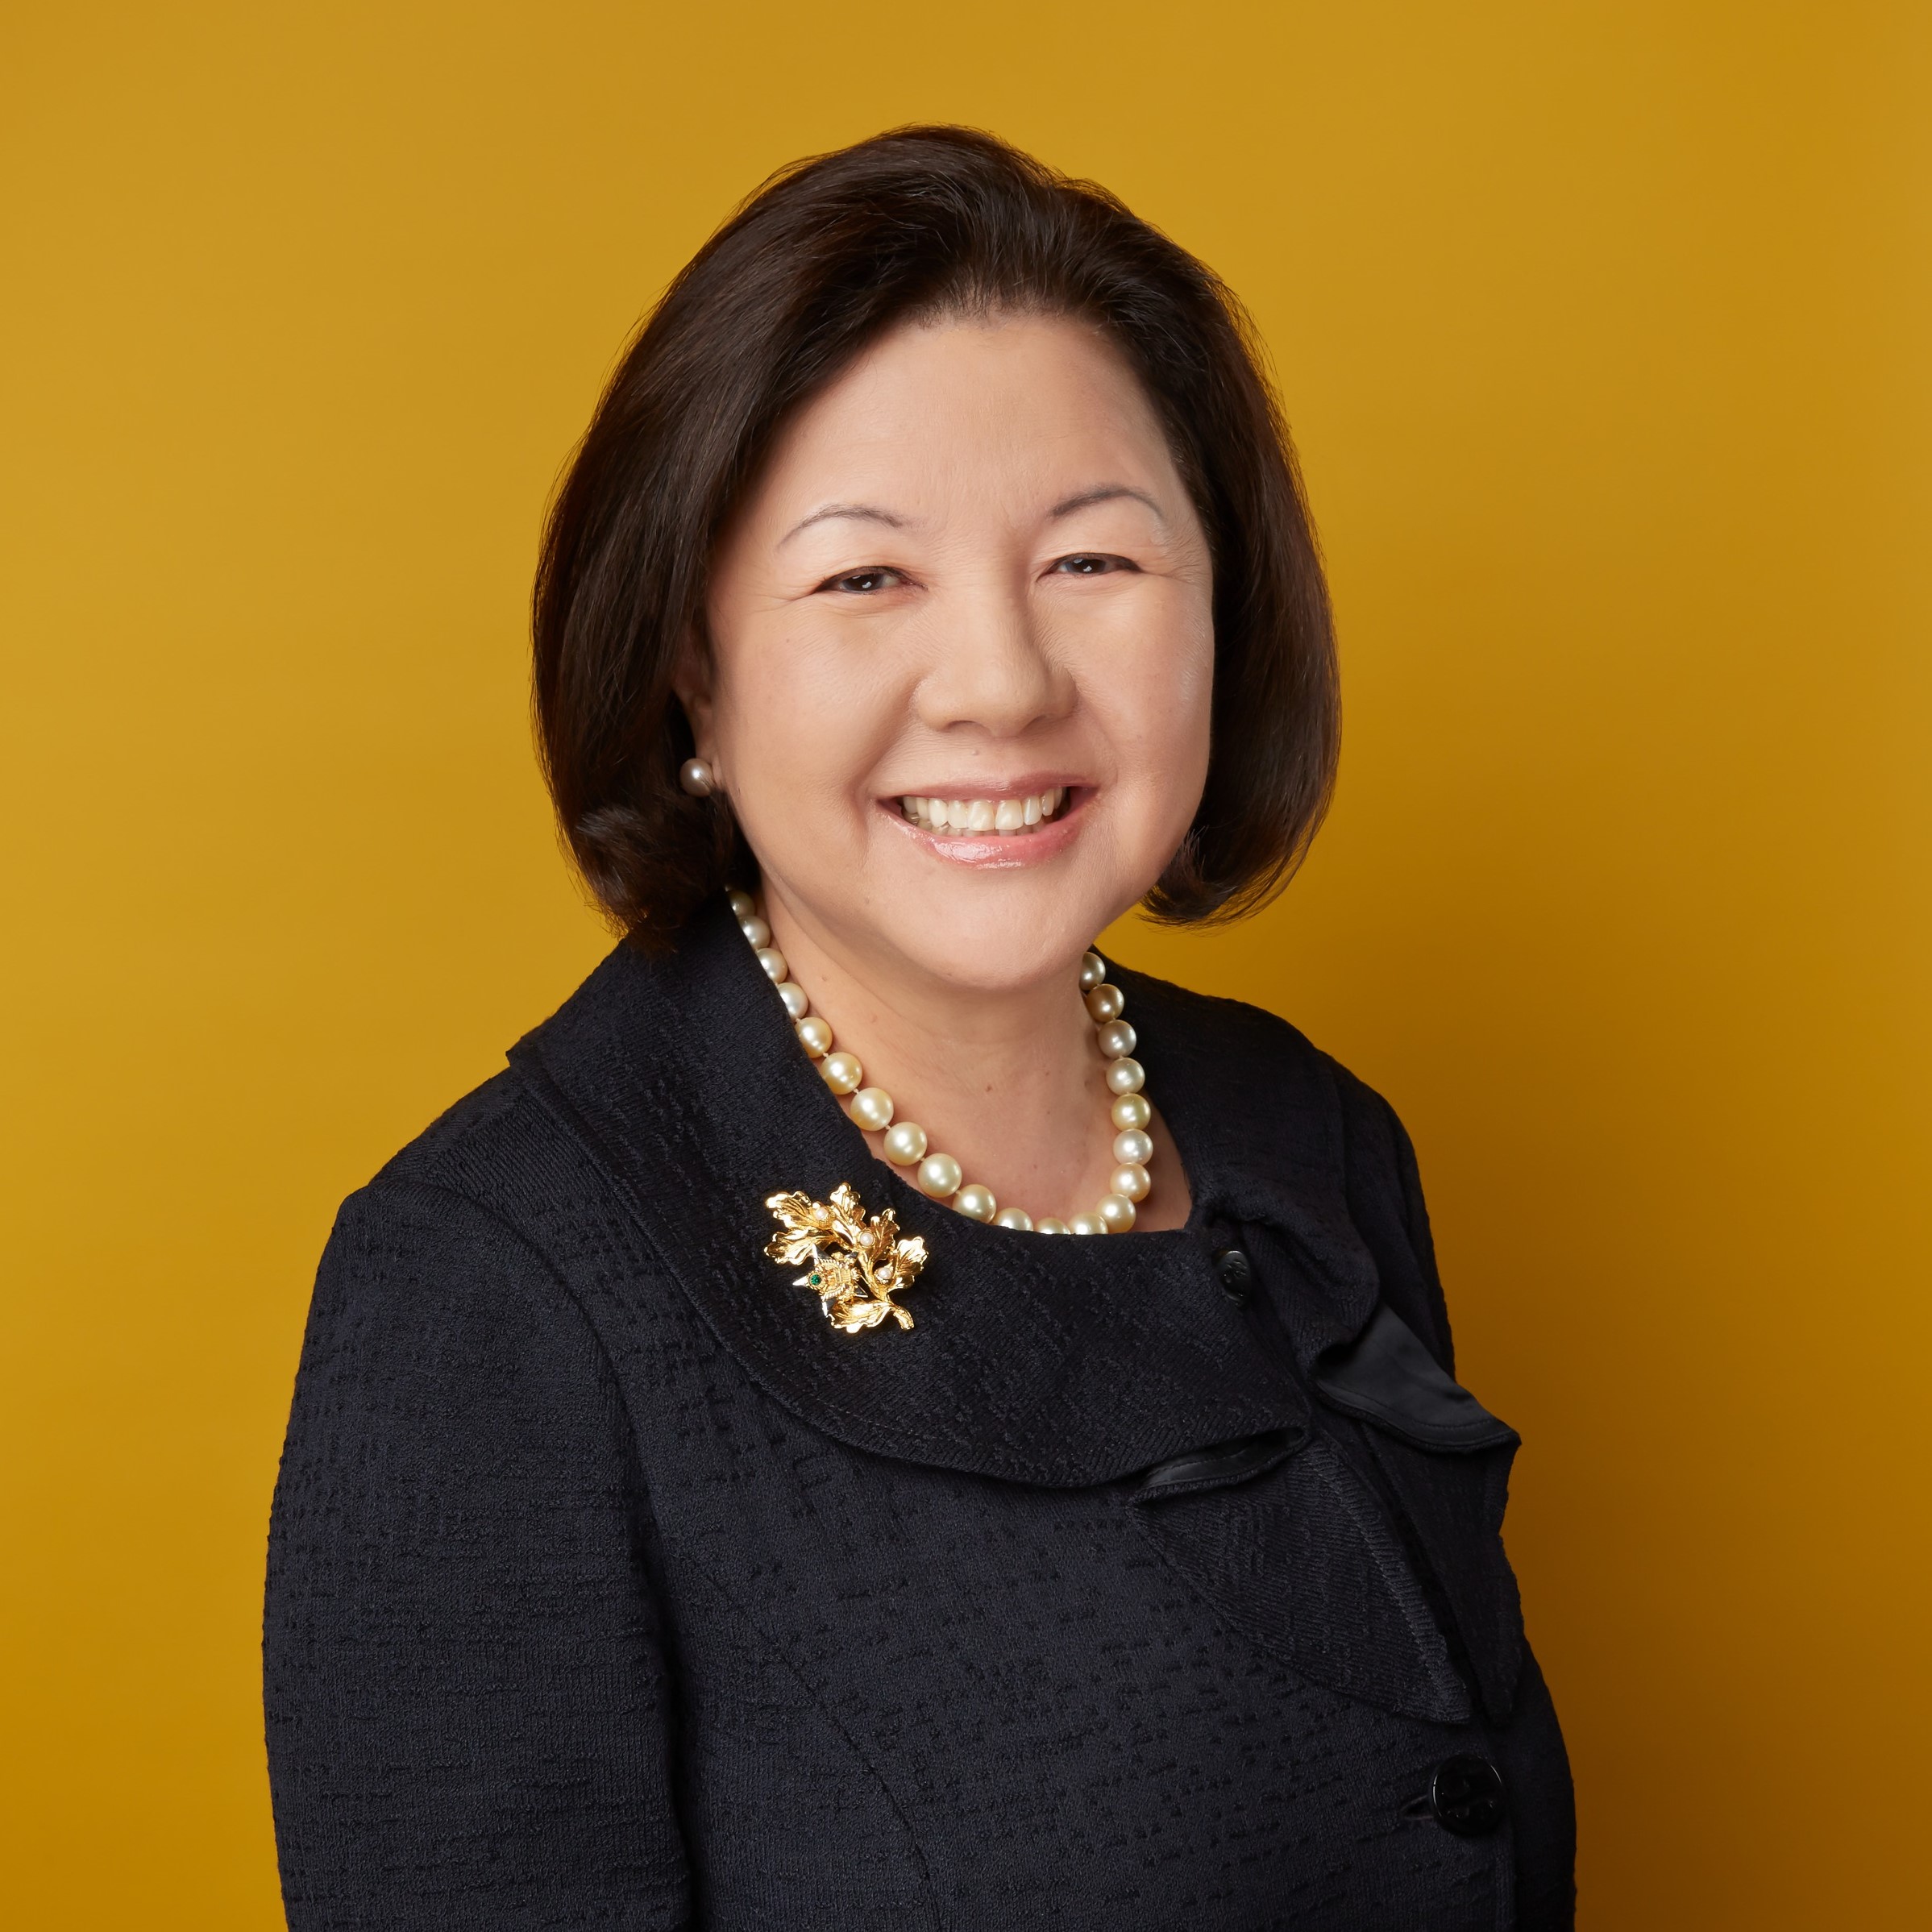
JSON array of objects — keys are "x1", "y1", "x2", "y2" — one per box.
[{"x1": 679, "y1": 758, "x2": 716, "y2": 797}]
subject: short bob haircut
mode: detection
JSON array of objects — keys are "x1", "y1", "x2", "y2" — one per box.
[{"x1": 534, "y1": 125, "x2": 1337, "y2": 947}]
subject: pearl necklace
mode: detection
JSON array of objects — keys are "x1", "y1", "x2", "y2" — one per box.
[{"x1": 729, "y1": 890, "x2": 1155, "y2": 1233}]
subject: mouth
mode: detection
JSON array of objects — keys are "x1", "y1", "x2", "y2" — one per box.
[
  {"x1": 880, "y1": 783, "x2": 1087, "y2": 869},
  {"x1": 893, "y1": 786, "x2": 1072, "y2": 837}
]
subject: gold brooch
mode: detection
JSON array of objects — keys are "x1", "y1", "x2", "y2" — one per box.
[{"x1": 764, "y1": 1183, "x2": 929, "y2": 1333}]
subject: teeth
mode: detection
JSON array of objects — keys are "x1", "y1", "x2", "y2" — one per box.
[{"x1": 895, "y1": 787, "x2": 1068, "y2": 836}]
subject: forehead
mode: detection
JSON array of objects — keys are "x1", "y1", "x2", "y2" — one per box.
[{"x1": 745, "y1": 312, "x2": 1180, "y2": 519}]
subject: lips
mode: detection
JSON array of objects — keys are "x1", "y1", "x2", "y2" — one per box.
[{"x1": 896, "y1": 787, "x2": 1068, "y2": 837}]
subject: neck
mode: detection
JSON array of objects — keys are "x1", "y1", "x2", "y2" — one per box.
[{"x1": 759, "y1": 885, "x2": 1189, "y2": 1232}]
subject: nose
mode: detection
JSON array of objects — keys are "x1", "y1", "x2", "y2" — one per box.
[{"x1": 911, "y1": 575, "x2": 1071, "y2": 739}]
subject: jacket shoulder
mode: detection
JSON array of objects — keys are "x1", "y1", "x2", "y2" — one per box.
[
  {"x1": 1111, "y1": 963, "x2": 1335, "y2": 1112},
  {"x1": 1113, "y1": 962, "x2": 1454, "y2": 1366},
  {"x1": 314, "y1": 1078, "x2": 585, "y2": 1352},
  {"x1": 368, "y1": 1066, "x2": 553, "y2": 1197},
  {"x1": 1116, "y1": 959, "x2": 1421, "y2": 1182},
  {"x1": 1116, "y1": 963, "x2": 1407, "y2": 1116},
  {"x1": 358, "y1": 1006, "x2": 654, "y2": 1224},
  {"x1": 304, "y1": 1061, "x2": 633, "y2": 1324}
]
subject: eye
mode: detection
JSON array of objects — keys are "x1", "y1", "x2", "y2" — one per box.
[
  {"x1": 817, "y1": 567, "x2": 905, "y2": 596},
  {"x1": 1050, "y1": 553, "x2": 1139, "y2": 576}
]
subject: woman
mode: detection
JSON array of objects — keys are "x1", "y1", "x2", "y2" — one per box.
[{"x1": 265, "y1": 127, "x2": 1574, "y2": 1929}]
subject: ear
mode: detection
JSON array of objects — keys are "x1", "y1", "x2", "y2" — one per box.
[{"x1": 671, "y1": 634, "x2": 717, "y2": 758}]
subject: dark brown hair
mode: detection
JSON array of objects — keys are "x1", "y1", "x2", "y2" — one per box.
[{"x1": 534, "y1": 125, "x2": 1337, "y2": 946}]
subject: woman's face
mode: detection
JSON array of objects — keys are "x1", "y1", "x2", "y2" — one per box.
[{"x1": 692, "y1": 311, "x2": 1215, "y2": 998}]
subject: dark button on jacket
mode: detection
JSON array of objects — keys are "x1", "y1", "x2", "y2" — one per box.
[
  {"x1": 1431, "y1": 1756, "x2": 1512, "y2": 1837},
  {"x1": 264, "y1": 903, "x2": 1576, "y2": 1929},
  {"x1": 1213, "y1": 1244, "x2": 1255, "y2": 1301}
]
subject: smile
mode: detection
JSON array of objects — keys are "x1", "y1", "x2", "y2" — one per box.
[{"x1": 895, "y1": 787, "x2": 1068, "y2": 837}]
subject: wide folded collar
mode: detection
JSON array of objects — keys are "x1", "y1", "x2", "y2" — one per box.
[{"x1": 509, "y1": 900, "x2": 1383, "y2": 1488}]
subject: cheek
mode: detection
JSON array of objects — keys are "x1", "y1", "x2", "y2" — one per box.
[
  {"x1": 1095, "y1": 590, "x2": 1215, "y2": 820},
  {"x1": 711, "y1": 612, "x2": 903, "y2": 821}
]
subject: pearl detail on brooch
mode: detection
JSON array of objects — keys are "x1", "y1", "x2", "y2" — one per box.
[{"x1": 729, "y1": 889, "x2": 1153, "y2": 1233}]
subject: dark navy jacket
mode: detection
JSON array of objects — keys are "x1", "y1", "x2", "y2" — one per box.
[{"x1": 264, "y1": 901, "x2": 1575, "y2": 1928}]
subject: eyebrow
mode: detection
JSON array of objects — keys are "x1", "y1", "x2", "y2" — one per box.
[
  {"x1": 1049, "y1": 484, "x2": 1166, "y2": 523},
  {"x1": 779, "y1": 502, "x2": 908, "y2": 546},
  {"x1": 779, "y1": 484, "x2": 1165, "y2": 546}
]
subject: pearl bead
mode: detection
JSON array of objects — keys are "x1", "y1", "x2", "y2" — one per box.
[
  {"x1": 1109, "y1": 1162, "x2": 1151, "y2": 1203},
  {"x1": 1105, "y1": 1056, "x2": 1145, "y2": 1095},
  {"x1": 796, "y1": 1016, "x2": 833, "y2": 1058},
  {"x1": 882, "y1": 1120, "x2": 928, "y2": 1165},
  {"x1": 1078, "y1": 951, "x2": 1107, "y2": 993},
  {"x1": 1084, "y1": 984, "x2": 1124, "y2": 1024},
  {"x1": 679, "y1": 758, "x2": 715, "y2": 796},
  {"x1": 916, "y1": 1153, "x2": 962, "y2": 1199},
  {"x1": 1112, "y1": 1128, "x2": 1153, "y2": 1166},
  {"x1": 755, "y1": 946, "x2": 787, "y2": 983},
  {"x1": 739, "y1": 915, "x2": 771, "y2": 949},
  {"x1": 849, "y1": 1086, "x2": 895, "y2": 1132},
  {"x1": 1069, "y1": 1211, "x2": 1108, "y2": 1236},
  {"x1": 821, "y1": 1051, "x2": 863, "y2": 1095},
  {"x1": 994, "y1": 1207, "x2": 1034, "y2": 1230},
  {"x1": 1095, "y1": 1020, "x2": 1136, "y2": 1059},
  {"x1": 726, "y1": 889, "x2": 756, "y2": 919},
  {"x1": 954, "y1": 1183, "x2": 997, "y2": 1221},
  {"x1": 1111, "y1": 1094, "x2": 1151, "y2": 1132},
  {"x1": 777, "y1": 981, "x2": 809, "y2": 1020},
  {"x1": 1035, "y1": 1218, "x2": 1071, "y2": 1236},
  {"x1": 1096, "y1": 1192, "x2": 1136, "y2": 1232}
]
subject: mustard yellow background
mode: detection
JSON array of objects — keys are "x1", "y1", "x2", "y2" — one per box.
[{"x1": 4, "y1": 2, "x2": 1927, "y2": 1924}]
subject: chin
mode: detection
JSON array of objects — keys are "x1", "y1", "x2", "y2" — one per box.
[{"x1": 874, "y1": 866, "x2": 1141, "y2": 995}]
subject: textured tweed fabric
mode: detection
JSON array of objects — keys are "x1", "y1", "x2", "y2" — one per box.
[{"x1": 264, "y1": 902, "x2": 1575, "y2": 1928}]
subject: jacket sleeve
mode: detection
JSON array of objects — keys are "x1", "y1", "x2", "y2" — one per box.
[
  {"x1": 264, "y1": 1178, "x2": 691, "y2": 1930},
  {"x1": 1326, "y1": 1062, "x2": 1578, "y2": 1929}
]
